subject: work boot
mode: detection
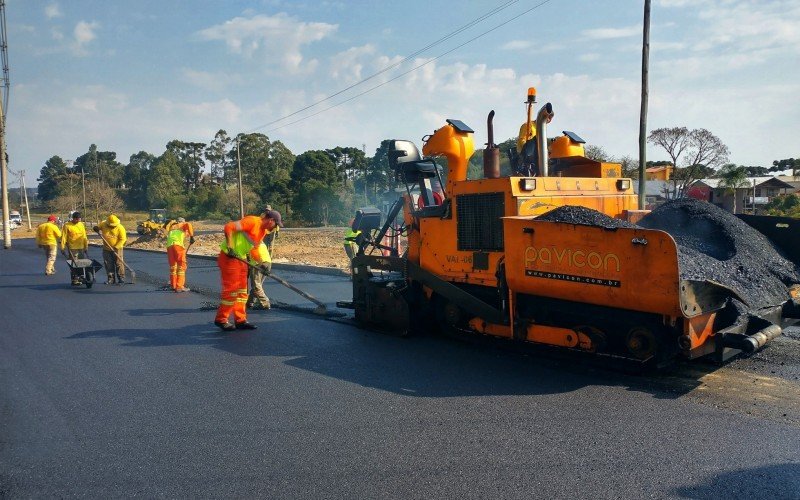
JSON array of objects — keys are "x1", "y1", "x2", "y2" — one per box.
[
  {"x1": 175, "y1": 287, "x2": 190, "y2": 293},
  {"x1": 106, "y1": 274, "x2": 115, "y2": 284},
  {"x1": 118, "y1": 277, "x2": 126, "y2": 285},
  {"x1": 214, "y1": 321, "x2": 236, "y2": 332},
  {"x1": 235, "y1": 321, "x2": 258, "y2": 330}
]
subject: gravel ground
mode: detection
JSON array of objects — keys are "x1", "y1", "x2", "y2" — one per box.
[{"x1": 126, "y1": 227, "x2": 351, "y2": 269}]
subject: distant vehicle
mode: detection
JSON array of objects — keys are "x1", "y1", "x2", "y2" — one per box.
[{"x1": 9, "y1": 210, "x2": 21, "y2": 226}]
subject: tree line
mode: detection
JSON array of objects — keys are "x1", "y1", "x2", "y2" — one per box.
[
  {"x1": 37, "y1": 131, "x2": 398, "y2": 226},
  {"x1": 36, "y1": 126, "x2": 798, "y2": 225}
]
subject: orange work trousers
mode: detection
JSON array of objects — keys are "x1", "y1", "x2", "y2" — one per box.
[
  {"x1": 215, "y1": 252, "x2": 249, "y2": 324},
  {"x1": 167, "y1": 245, "x2": 188, "y2": 289}
]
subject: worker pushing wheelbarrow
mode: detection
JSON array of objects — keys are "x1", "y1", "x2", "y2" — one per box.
[{"x1": 60, "y1": 211, "x2": 103, "y2": 289}]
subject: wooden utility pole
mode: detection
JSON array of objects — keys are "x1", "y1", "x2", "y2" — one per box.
[
  {"x1": 1, "y1": 97, "x2": 10, "y2": 248},
  {"x1": 236, "y1": 137, "x2": 244, "y2": 218},
  {"x1": 638, "y1": 0, "x2": 651, "y2": 210}
]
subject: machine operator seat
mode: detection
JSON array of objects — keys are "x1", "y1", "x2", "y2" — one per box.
[{"x1": 388, "y1": 140, "x2": 442, "y2": 208}]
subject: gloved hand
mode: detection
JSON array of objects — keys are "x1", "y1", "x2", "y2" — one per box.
[
  {"x1": 189, "y1": 236, "x2": 195, "y2": 245},
  {"x1": 92, "y1": 225, "x2": 100, "y2": 232},
  {"x1": 226, "y1": 248, "x2": 236, "y2": 258},
  {"x1": 259, "y1": 262, "x2": 272, "y2": 275}
]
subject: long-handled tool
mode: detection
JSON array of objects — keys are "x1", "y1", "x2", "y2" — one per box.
[
  {"x1": 227, "y1": 252, "x2": 327, "y2": 315},
  {"x1": 95, "y1": 229, "x2": 137, "y2": 284}
]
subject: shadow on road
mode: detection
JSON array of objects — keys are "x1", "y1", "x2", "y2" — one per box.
[
  {"x1": 671, "y1": 463, "x2": 800, "y2": 499},
  {"x1": 64, "y1": 319, "x2": 708, "y2": 400}
]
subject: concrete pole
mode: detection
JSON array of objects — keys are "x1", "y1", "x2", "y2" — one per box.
[
  {"x1": 1, "y1": 97, "x2": 10, "y2": 248},
  {"x1": 638, "y1": 0, "x2": 651, "y2": 210},
  {"x1": 21, "y1": 170, "x2": 31, "y2": 230},
  {"x1": 236, "y1": 137, "x2": 244, "y2": 218}
]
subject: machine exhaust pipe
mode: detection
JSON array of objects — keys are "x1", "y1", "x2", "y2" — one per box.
[
  {"x1": 723, "y1": 324, "x2": 782, "y2": 353},
  {"x1": 483, "y1": 110, "x2": 500, "y2": 179},
  {"x1": 536, "y1": 103, "x2": 554, "y2": 177}
]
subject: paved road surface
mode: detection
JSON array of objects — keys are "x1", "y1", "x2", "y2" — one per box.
[{"x1": 2, "y1": 240, "x2": 800, "y2": 498}]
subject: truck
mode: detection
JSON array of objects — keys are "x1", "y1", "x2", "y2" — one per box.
[{"x1": 342, "y1": 88, "x2": 800, "y2": 367}]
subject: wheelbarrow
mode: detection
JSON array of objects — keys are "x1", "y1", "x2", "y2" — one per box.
[{"x1": 64, "y1": 251, "x2": 103, "y2": 289}]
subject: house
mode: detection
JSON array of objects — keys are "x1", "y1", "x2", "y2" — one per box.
[
  {"x1": 689, "y1": 176, "x2": 796, "y2": 213},
  {"x1": 645, "y1": 164, "x2": 674, "y2": 181},
  {"x1": 633, "y1": 179, "x2": 678, "y2": 209}
]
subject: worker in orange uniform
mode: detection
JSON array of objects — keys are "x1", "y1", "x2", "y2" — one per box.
[
  {"x1": 93, "y1": 214, "x2": 127, "y2": 284},
  {"x1": 36, "y1": 215, "x2": 62, "y2": 275},
  {"x1": 165, "y1": 217, "x2": 195, "y2": 292},
  {"x1": 61, "y1": 211, "x2": 89, "y2": 285},
  {"x1": 214, "y1": 208, "x2": 283, "y2": 331}
]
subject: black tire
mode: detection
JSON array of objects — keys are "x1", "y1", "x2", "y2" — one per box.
[{"x1": 85, "y1": 281, "x2": 93, "y2": 289}]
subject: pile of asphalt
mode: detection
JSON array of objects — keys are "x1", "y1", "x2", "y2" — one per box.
[
  {"x1": 536, "y1": 206, "x2": 637, "y2": 229},
  {"x1": 638, "y1": 199, "x2": 800, "y2": 309},
  {"x1": 537, "y1": 200, "x2": 800, "y2": 309}
]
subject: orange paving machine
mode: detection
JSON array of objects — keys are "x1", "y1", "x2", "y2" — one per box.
[{"x1": 342, "y1": 88, "x2": 800, "y2": 366}]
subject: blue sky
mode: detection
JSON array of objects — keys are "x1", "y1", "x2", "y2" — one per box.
[{"x1": 7, "y1": 0, "x2": 800, "y2": 186}]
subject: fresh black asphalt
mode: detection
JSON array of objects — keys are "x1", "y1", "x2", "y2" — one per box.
[{"x1": 1, "y1": 239, "x2": 799, "y2": 497}]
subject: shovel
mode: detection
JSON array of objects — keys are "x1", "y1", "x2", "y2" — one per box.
[
  {"x1": 227, "y1": 252, "x2": 327, "y2": 315},
  {"x1": 94, "y1": 229, "x2": 137, "y2": 284}
]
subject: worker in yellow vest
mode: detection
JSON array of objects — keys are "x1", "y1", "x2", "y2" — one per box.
[
  {"x1": 36, "y1": 215, "x2": 62, "y2": 275},
  {"x1": 344, "y1": 218, "x2": 362, "y2": 260},
  {"x1": 93, "y1": 214, "x2": 127, "y2": 284},
  {"x1": 60, "y1": 211, "x2": 89, "y2": 284},
  {"x1": 166, "y1": 217, "x2": 195, "y2": 292},
  {"x1": 247, "y1": 241, "x2": 273, "y2": 309}
]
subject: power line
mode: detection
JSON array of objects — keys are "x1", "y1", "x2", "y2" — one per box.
[
  {"x1": 246, "y1": 0, "x2": 524, "y2": 133},
  {"x1": 260, "y1": 0, "x2": 553, "y2": 135}
]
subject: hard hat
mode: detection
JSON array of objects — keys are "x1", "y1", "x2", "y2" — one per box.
[
  {"x1": 264, "y1": 209, "x2": 283, "y2": 227},
  {"x1": 48, "y1": 215, "x2": 57, "y2": 222},
  {"x1": 177, "y1": 217, "x2": 186, "y2": 223}
]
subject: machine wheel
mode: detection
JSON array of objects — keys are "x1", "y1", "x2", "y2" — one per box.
[
  {"x1": 434, "y1": 296, "x2": 467, "y2": 336},
  {"x1": 626, "y1": 327, "x2": 658, "y2": 360}
]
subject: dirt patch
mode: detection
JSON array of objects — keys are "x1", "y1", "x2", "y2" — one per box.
[{"x1": 126, "y1": 227, "x2": 351, "y2": 270}]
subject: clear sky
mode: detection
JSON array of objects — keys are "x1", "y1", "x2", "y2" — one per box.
[{"x1": 6, "y1": 0, "x2": 800, "y2": 186}]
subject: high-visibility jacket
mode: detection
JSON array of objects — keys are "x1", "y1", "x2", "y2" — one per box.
[
  {"x1": 61, "y1": 221, "x2": 88, "y2": 250},
  {"x1": 344, "y1": 227, "x2": 361, "y2": 247},
  {"x1": 220, "y1": 215, "x2": 271, "y2": 263},
  {"x1": 166, "y1": 221, "x2": 194, "y2": 248},
  {"x1": 248, "y1": 242, "x2": 272, "y2": 265},
  {"x1": 36, "y1": 222, "x2": 62, "y2": 246},
  {"x1": 97, "y1": 216, "x2": 127, "y2": 250}
]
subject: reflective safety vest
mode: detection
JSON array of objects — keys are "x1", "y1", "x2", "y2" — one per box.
[
  {"x1": 166, "y1": 229, "x2": 184, "y2": 248},
  {"x1": 249, "y1": 242, "x2": 272, "y2": 264},
  {"x1": 344, "y1": 228, "x2": 361, "y2": 246}
]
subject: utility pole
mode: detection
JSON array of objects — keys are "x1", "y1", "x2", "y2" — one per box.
[
  {"x1": 638, "y1": 0, "x2": 651, "y2": 210},
  {"x1": 236, "y1": 137, "x2": 244, "y2": 218},
  {"x1": 1, "y1": 97, "x2": 9, "y2": 248},
  {"x1": 20, "y1": 170, "x2": 31, "y2": 229},
  {"x1": 81, "y1": 165, "x2": 86, "y2": 215}
]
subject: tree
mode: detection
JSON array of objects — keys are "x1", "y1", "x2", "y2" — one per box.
[
  {"x1": 84, "y1": 179, "x2": 124, "y2": 223},
  {"x1": 291, "y1": 151, "x2": 345, "y2": 224},
  {"x1": 147, "y1": 152, "x2": 183, "y2": 209},
  {"x1": 265, "y1": 140, "x2": 295, "y2": 215},
  {"x1": 75, "y1": 145, "x2": 124, "y2": 188},
  {"x1": 227, "y1": 133, "x2": 271, "y2": 195},
  {"x1": 771, "y1": 158, "x2": 800, "y2": 178},
  {"x1": 617, "y1": 155, "x2": 640, "y2": 179},
  {"x1": 37, "y1": 156, "x2": 68, "y2": 202},
  {"x1": 205, "y1": 130, "x2": 231, "y2": 183},
  {"x1": 124, "y1": 151, "x2": 156, "y2": 210},
  {"x1": 647, "y1": 127, "x2": 689, "y2": 169},
  {"x1": 584, "y1": 144, "x2": 611, "y2": 162},
  {"x1": 166, "y1": 140, "x2": 207, "y2": 192},
  {"x1": 717, "y1": 164, "x2": 749, "y2": 213},
  {"x1": 649, "y1": 127, "x2": 729, "y2": 198},
  {"x1": 765, "y1": 193, "x2": 800, "y2": 217}
]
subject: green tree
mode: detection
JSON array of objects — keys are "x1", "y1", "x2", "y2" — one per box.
[
  {"x1": 205, "y1": 130, "x2": 231, "y2": 183},
  {"x1": 717, "y1": 163, "x2": 749, "y2": 213},
  {"x1": 147, "y1": 152, "x2": 183, "y2": 209},
  {"x1": 166, "y1": 140, "x2": 207, "y2": 192},
  {"x1": 124, "y1": 151, "x2": 156, "y2": 210},
  {"x1": 771, "y1": 158, "x2": 800, "y2": 178},
  {"x1": 37, "y1": 155, "x2": 68, "y2": 201},
  {"x1": 264, "y1": 140, "x2": 295, "y2": 215},
  {"x1": 75, "y1": 145, "x2": 124, "y2": 188},
  {"x1": 227, "y1": 133, "x2": 271, "y2": 195},
  {"x1": 291, "y1": 151, "x2": 345, "y2": 224}
]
